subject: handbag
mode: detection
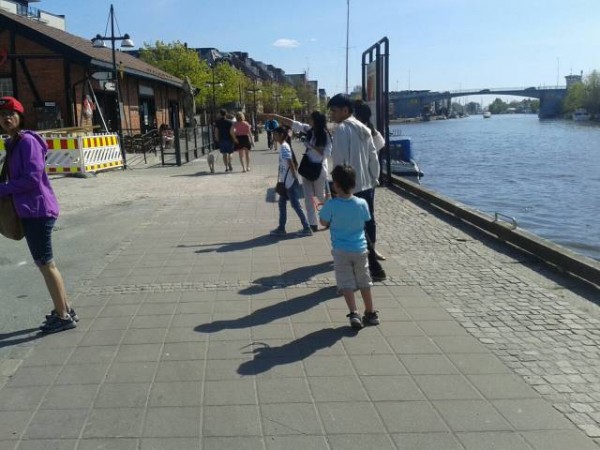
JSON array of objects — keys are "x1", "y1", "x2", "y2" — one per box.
[
  {"x1": 298, "y1": 153, "x2": 322, "y2": 181},
  {"x1": 0, "y1": 149, "x2": 25, "y2": 241},
  {"x1": 275, "y1": 181, "x2": 287, "y2": 198},
  {"x1": 275, "y1": 167, "x2": 290, "y2": 199}
]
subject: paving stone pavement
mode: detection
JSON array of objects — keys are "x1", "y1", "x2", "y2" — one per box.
[{"x1": 0, "y1": 144, "x2": 599, "y2": 449}]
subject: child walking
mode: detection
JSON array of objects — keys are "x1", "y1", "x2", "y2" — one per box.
[
  {"x1": 270, "y1": 126, "x2": 313, "y2": 237},
  {"x1": 319, "y1": 164, "x2": 380, "y2": 329}
]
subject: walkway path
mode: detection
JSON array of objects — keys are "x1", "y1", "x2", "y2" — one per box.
[{"x1": 0, "y1": 143, "x2": 598, "y2": 449}]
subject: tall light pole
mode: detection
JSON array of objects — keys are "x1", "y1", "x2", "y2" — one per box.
[
  {"x1": 247, "y1": 82, "x2": 261, "y2": 141},
  {"x1": 345, "y1": 0, "x2": 350, "y2": 95},
  {"x1": 206, "y1": 62, "x2": 223, "y2": 145},
  {"x1": 273, "y1": 91, "x2": 282, "y2": 114},
  {"x1": 92, "y1": 4, "x2": 134, "y2": 169}
]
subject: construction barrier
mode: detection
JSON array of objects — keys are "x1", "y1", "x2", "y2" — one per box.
[{"x1": 0, "y1": 133, "x2": 122, "y2": 174}]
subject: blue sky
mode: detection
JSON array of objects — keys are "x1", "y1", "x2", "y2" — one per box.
[{"x1": 42, "y1": 0, "x2": 600, "y2": 99}]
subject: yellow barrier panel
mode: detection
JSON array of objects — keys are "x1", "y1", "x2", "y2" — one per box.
[{"x1": 0, "y1": 133, "x2": 122, "y2": 174}]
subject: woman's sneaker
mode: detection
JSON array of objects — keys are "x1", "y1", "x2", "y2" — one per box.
[
  {"x1": 346, "y1": 312, "x2": 364, "y2": 329},
  {"x1": 296, "y1": 227, "x2": 313, "y2": 237},
  {"x1": 270, "y1": 228, "x2": 287, "y2": 236},
  {"x1": 363, "y1": 311, "x2": 380, "y2": 326},
  {"x1": 45, "y1": 308, "x2": 79, "y2": 323},
  {"x1": 40, "y1": 314, "x2": 77, "y2": 334}
]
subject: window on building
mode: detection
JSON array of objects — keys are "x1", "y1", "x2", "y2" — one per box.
[{"x1": 0, "y1": 78, "x2": 14, "y2": 97}]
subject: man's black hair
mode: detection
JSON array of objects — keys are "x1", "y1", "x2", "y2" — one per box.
[
  {"x1": 327, "y1": 94, "x2": 353, "y2": 113},
  {"x1": 331, "y1": 164, "x2": 356, "y2": 194},
  {"x1": 219, "y1": 108, "x2": 227, "y2": 116}
]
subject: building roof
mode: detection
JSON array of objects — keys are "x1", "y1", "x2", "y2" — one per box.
[{"x1": 0, "y1": 9, "x2": 183, "y2": 87}]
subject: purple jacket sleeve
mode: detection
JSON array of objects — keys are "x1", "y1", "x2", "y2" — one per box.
[{"x1": 0, "y1": 135, "x2": 45, "y2": 197}]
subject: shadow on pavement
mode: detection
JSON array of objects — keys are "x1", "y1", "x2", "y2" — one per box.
[
  {"x1": 178, "y1": 234, "x2": 288, "y2": 254},
  {"x1": 237, "y1": 326, "x2": 357, "y2": 375},
  {"x1": 194, "y1": 286, "x2": 337, "y2": 333},
  {"x1": 266, "y1": 187, "x2": 277, "y2": 203},
  {"x1": 0, "y1": 328, "x2": 43, "y2": 349},
  {"x1": 170, "y1": 171, "x2": 229, "y2": 177},
  {"x1": 239, "y1": 261, "x2": 334, "y2": 295}
]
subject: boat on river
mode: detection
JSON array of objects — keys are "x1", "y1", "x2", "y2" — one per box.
[
  {"x1": 572, "y1": 108, "x2": 590, "y2": 121},
  {"x1": 387, "y1": 135, "x2": 423, "y2": 182},
  {"x1": 483, "y1": 111, "x2": 492, "y2": 119}
]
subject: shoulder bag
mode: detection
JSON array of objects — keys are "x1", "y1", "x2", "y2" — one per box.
[
  {"x1": 275, "y1": 167, "x2": 289, "y2": 199},
  {"x1": 298, "y1": 152, "x2": 322, "y2": 181},
  {"x1": 0, "y1": 143, "x2": 25, "y2": 241}
]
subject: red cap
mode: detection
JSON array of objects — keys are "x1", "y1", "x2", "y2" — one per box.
[{"x1": 0, "y1": 97, "x2": 24, "y2": 114}]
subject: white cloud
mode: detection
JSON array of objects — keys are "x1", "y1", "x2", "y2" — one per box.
[{"x1": 273, "y1": 39, "x2": 300, "y2": 48}]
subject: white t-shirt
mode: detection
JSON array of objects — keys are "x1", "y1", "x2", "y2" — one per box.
[
  {"x1": 373, "y1": 130, "x2": 385, "y2": 151},
  {"x1": 278, "y1": 142, "x2": 296, "y2": 189}
]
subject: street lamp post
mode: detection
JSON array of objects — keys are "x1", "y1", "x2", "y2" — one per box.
[
  {"x1": 247, "y1": 84, "x2": 261, "y2": 141},
  {"x1": 273, "y1": 92, "x2": 282, "y2": 114},
  {"x1": 206, "y1": 63, "x2": 223, "y2": 145},
  {"x1": 92, "y1": 4, "x2": 134, "y2": 169}
]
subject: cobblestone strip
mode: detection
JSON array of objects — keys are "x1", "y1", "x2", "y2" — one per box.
[{"x1": 376, "y1": 187, "x2": 600, "y2": 443}]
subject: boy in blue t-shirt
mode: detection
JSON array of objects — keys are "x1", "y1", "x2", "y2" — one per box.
[{"x1": 319, "y1": 164, "x2": 380, "y2": 329}]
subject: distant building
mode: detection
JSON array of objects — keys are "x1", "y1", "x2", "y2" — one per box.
[
  {"x1": 565, "y1": 72, "x2": 583, "y2": 89},
  {"x1": 0, "y1": 0, "x2": 64, "y2": 30},
  {"x1": 0, "y1": 3, "x2": 185, "y2": 133}
]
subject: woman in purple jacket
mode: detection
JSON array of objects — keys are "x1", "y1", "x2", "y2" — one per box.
[{"x1": 0, "y1": 97, "x2": 77, "y2": 333}]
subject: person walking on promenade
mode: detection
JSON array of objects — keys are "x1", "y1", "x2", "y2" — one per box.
[
  {"x1": 0, "y1": 97, "x2": 77, "y2": 334},
  {"x1": 319, "y1": 164, "x2": 379, "y2": 329},
  {"x1": 327, "y1": 93, "x2": 386, "y2": 281},
  {"x1": 353, "y1": 100, "x2": 387, "y2": 261},
  {"x1": 264, "y1": 117, "x2": 279, "y2": 151},
  {"x1": 271, "y1": 111, "x2": 332, "y2": 232},
  {"x1": 270, "y1": 126, "x2": 312, "y2": 237},
  {"x1": 214, "y1": 109, "x2": 235, "y2": 172},
  {"x1": 233, "y1": 112, "x2": 253, "y2": 172}
]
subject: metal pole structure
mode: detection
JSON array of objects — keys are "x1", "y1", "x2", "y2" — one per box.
[
  {"x1": 109, "y1": 4, "x2": 127, "y2": 169},
  {"x1": 345, "y1": 0, "x2": 349, "y2": 95}
]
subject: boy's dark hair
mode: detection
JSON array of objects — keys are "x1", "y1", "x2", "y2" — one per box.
[
  {"x1": 219, "y1": 108, "x2": 227, "y2": 116},
  {"x1": 331, "y1": 164, "x2": 356, "y2": 194},
  {"x1": 327, "y1": 93, "x2": 353, "y2": 113}
]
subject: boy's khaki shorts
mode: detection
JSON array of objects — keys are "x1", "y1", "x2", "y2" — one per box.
[{"x1": 332, "y1": 249, "x2": 372, "y2": 291}]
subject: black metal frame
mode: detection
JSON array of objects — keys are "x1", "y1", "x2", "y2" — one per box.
[{"x1": 361, "y1": 37, "x2": 390, "y2": 185}]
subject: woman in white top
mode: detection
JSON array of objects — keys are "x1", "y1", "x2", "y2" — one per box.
[
  {"x1": 271, "y1": 111, "x2": 332, "y2": 231},
  {"x1": 353, "y1": 100, "x2": 386, "y2": 261}
]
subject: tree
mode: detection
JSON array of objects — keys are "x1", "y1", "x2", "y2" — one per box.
[
  {"x1": 563, "y1": 70, "x2": 600, "y2": 116},
  {"x1": 488, "y1": 98, "x2": 507, "y2": 114},
  {"x1": 465, "y1": 101, "x2": 480, "y2": 115},
  {"x1": 583, "y1": 70, "x2": 600, "y2": 115},
  {"x1": 139, "y1": 41, "x2": 211, "y2": 107},
  {"x1": 563, "y1": 80, "x2": 586, "y2": 114}
]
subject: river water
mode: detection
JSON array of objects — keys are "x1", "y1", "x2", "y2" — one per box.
[{"x1": 391, "y1": 115, "x2": 600, "y2": 261}]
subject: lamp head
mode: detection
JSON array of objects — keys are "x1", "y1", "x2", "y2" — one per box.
[
  {"x1": 120, "y1": 34, "x2": 135, "y2": 48},
  {"x1": 92, "y1": 34, "x2": 107, "y2": 48}
]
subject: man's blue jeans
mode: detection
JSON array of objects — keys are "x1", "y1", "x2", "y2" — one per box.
[{"x1": 278, "y1": 180, "x2": 309, "y2": 231}]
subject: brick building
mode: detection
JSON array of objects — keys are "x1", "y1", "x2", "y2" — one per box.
[{"x1": 0, "y1": 6, "x2": 184, "y2": 135}]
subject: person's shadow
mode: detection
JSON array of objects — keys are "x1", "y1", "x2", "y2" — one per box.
[
  {"x1": 237, "y1": 326, "x2": 357, "y2": 375},
  {"x1": 194, "y1": 286, "x2": 337, "y2": 333},
  {"x1": 239, "y1": 261, "x2": 334, "y2": 295},
  {"x1": 177, "y1": 234, "x2": 288, "y2": 254},
  {"x1": 0, "y1": 328, "x2": 44, "y2": 349}
]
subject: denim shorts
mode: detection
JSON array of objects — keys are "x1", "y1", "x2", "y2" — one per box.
[{"x1": 21, "y1": 217, "x2": 56, "y2": 266}]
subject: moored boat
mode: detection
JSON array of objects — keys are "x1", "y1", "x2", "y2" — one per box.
[
  {"x1": 483, "y1": 111, "x2": 492, "y2": 118},
  {"x1": 572, "y1": 108, "x2": 590, "y2": 121},
  {"x1": 387, "y1": 135, "x2": 423, "y2": 182}
]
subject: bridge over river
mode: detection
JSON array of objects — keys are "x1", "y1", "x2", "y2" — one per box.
[{"x1": 391, "y1": 85, "x2": 567, "y2": 119}]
